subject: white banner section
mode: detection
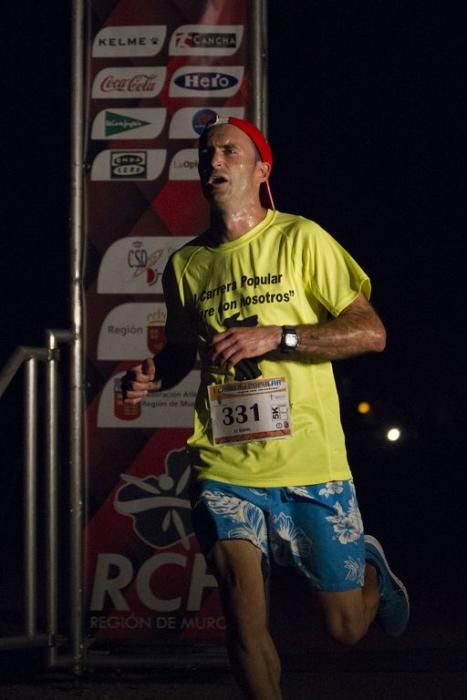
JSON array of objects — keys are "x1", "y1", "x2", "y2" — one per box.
[
  {"x1": 97, "y1": 237, "x2": 192, "y2": 294},
  {"x1": 98, "y1": 370, "x2": 199, "y2": 428}
]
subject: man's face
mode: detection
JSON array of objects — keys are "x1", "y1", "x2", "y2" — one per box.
[{"x1": 198, "y1": 124, "x2": 266, "y2": 209}]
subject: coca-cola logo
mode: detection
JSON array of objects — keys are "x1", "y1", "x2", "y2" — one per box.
[
  {"x1": 92, "y1": 67, "x2": 166, "y2": 99},
  {"x1": 101, "y1": 74, "x2": 156, "y2": 93}
]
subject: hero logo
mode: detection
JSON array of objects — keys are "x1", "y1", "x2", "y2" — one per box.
[
  {"x1": 170, "y1": 66, "x2": 243, "y2": 98},
  {"x1": 176, "y1": 72, "x2": 235, "y2": 90},
  {"x1": 92, "y1": 67, "x2": 167, "y2": 98}
]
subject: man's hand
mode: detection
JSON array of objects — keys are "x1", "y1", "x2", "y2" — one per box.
[
  {"x1": 122, "y1": 358, "x2": 161, "y2": 404},
  {"x1": 211, "y1": 326, "x2": 281, "y2": 369}
]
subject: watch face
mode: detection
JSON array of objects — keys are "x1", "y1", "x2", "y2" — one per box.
[{"x1": 284, "y1": 331, "x2": 298, "y2": 348}]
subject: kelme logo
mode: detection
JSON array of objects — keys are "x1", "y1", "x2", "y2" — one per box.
[{"x1": 92, "y1": 26, "x2": 167, "y2": 57}]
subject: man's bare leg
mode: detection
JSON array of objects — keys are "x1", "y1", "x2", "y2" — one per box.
[
  {"x1": 211, "y1": 539, "x2": 282, "y2": 700},
  {"x1": 317, "y1": 563, "x2": 379, "y2": 644}
]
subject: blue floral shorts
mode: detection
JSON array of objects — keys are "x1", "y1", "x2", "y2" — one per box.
[{"x1": 191, "y1": 479, "x2": 366, "y2": 592}]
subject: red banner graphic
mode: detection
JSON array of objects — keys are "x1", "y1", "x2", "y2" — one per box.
[{"x1": 83, "y1": 0, "x2": 258, "y2": 647}]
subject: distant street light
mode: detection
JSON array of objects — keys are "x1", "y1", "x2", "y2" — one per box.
[{"x1": 386, "y1": 427, "x2": 401, "y2": 442}]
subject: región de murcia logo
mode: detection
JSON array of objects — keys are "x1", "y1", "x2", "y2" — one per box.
[{"x1": 114, "y1": 449, "x2": 193, "y2": 550}]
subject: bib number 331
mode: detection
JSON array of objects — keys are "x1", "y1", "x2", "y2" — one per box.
[{"x1": 208, "y1": 377, "x2": 291, "y2": 445}]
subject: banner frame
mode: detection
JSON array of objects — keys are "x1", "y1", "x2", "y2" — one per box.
[
  {"x1": 67, "y1": 0, "x2": 269, "y2": 672},
  {"x1": 69, "y1": 0, "x2": 86, "y2": 675}
]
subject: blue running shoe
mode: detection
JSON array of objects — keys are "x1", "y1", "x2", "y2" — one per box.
[{"x1": 365, "y1": 535, "x2": 410, "y2": 637}]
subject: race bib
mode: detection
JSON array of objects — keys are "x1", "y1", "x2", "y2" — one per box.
[{"x1": 208, "y1": 376, "x2": 291, "y2": 445}]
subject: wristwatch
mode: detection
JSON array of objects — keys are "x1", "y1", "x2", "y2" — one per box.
[{"x1": 280, "y1": 326, "x2": 299, "y2": 352}]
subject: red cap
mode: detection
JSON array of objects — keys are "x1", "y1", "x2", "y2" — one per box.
[{"x1": 201, "y1": 114, "x2": 275, "y2": 209}]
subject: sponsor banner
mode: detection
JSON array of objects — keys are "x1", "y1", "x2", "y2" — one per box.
[
  {"x1": 98, "y1": 370, "x2": 199, "y2": 427},
  {"x1": 84, "y1": 0, "x2": 254, "y2": 647},
  {"x1": 169, "y1": 106, "x2": 245, "y2": 139},
  {"x1": 169, "y1": 24, "x2": 243, "y2": 56},
  {"x1": 97, "y1": 237, "x2": 192, "y2": 294},
  {"x1": 92, "y1": 25, "x2": 167, "y2": 57},
  {"x1": 88, "y1": 548, "x2": 225, "y2": 641},
  {"x1": 113, "y1": 460, "x2": 194, "y2": 552},
  {"x1": 91, "y1": 108, "x2": 167, "y2": 140},
  {"x1": 169, "y1": 149, "x2": 199, "y2": 180},
  {"x1": 88, "y1": 551, "x2": 222, "y2": 631},
  {"x1": 91, "y1": 150, "x2": 167, "y2": 181},
  {"x1": 92, "y1": 66, "x2": 167, "y2": 99},
  {"x1": 97, "y1": 303, "x2": 168, "y2": 360},
  {"x1": 86, "y1": 442, "x2": 225, "y2": 642},
  {"x1": 169, "y1": 66, "x2": 244, "y2": 98}
]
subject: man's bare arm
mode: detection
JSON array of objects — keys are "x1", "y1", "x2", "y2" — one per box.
[
  {"x1": 294, "y1": 293, "x2": 386, "y2": 360},
  {"x1": 210, "y1": 294, "x2": 386, "y2": 368}
]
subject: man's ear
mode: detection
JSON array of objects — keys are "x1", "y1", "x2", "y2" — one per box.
[{"x1": 256, "y1": 160, "x2": 271, "y2": 182}]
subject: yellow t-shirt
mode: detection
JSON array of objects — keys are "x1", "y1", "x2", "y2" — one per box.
[{"x1": 163, "y1": 209, "x2": 371, "y2": 487}]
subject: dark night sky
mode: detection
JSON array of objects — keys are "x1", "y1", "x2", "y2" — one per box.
[
  {"x1": 268, "y1": 3, "x2": 465, "y2": 379},
  {"x1": 2, "y1": 3, "x2": 465, "y2": 383},
  {"x1": 1, "y1": 2, "x2": 466, "y2": 591}
]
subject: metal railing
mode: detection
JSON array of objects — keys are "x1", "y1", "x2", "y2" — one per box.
[
  {"x1": 0, "y1": 328, "x2": 228, "y2": 673},
  {"x1": 0, "y1": 330, "x2": 73, "y2": 665}
]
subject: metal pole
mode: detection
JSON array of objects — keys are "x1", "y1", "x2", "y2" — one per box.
[
  {"x1": 3, "y1": 346, "x2": 52, "y2": 643},
  {"x1": 45, "y1": 334, "x2": 58, "y2": 666},
  {"x1": 0, "y1": 347, "x2": 49, "y2": 398},
  {"x1": 45, "y1": 330, "x2": 73, "y2": 667},
  {"x1": 69, "y1": 0, "x2": 85, "y2": 675},
  {"x1": 252, "y1": 0, "x2": 269, "y2": 133},
  {"x1": 0, "y1": 348, "x2": 29, "y2": 398},
  {"x1": 0, "y1": 339, "x2": 73, "y2": 653},
  {"x1": 24, "y1": 358, "x2": 38, "y2": 639}
]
